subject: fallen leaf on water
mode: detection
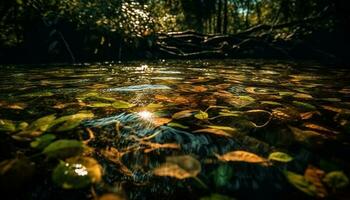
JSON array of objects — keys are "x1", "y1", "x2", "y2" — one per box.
[
  {"x1": 152, "y1": 117, "x2": 172, "y2": 126},
  {"x1": 193, "y1": 128, "x2": 232, "y2": 137},
  {"x1": 215, "y1": 150, "x2": 267, "y2": 165},
  {"x1": 30, "y1": 134, "x2": 56, "y2": 149},
  {"x1": 322, "y1": 171, "x2": 349, "y2": 190},
  {"x1": 284, "y1": 171, "x2": 317, "y2": 196},
  {"x1": 294, "y1": 93, "x2": 313, "y2": 100},
  {"x1": 194, "y1": 110, "x2": 208, "y2": 120},
  {"x1": 206, "y1": 125, "x2": 236, "y2": 132},
  {"x1": 300, "y1": 111, "x2": 321, "y2": 120},
  {"x1": 153, "y1": 155, "x2": 201, "y2": 179},
  {"x1": 268, "y1": 152, "x2": 293, "y2": 163},
  {"x1": 101, "y1": 147, "x2": 132, "y2": 176},
  {"x1": 172, "y1": 110, "x2": 194, "y2": 119},
  {"x1": 261, "y1": 101, "x2": 282, "y2": 106},
  {"x1": 303, "y1": 123, "x2": 337, "y2": 134},
  {"x1": 226, "y1": 96, "x2": 255, "y2": 108},
  {"x1": 304, "y1": 165, "x2": 328, "y2": 198},
  {"x1": 293, "y1": 101, "x2": 316, "y2": 110},
  {"x1": 200, "y1": 193, "x2": 233, "y2": 200},
  {"x1": 42, "y1": 139, "x2": 85, "y2": 159},
  {"x1": 141, "y1": 141, "x2": 180, "y2": 153},
  {"x1": 0, "y1": 119, "x2": 16, "y2": 132},
  {"x1": 167, "y1": 122, "x2": 189, "y2": 129},
  {"x1": 112, "y1": 100, "x2": 135, "y2": 109},
  {"x1": 52, "y1": 157, "x2": 102, "y2": 189},
  {"x1": 192, "y1": 86, "x2": 207, "y2": 92}
]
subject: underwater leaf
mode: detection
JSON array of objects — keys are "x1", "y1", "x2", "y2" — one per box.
[
  {"x1": 30, "y1": 134, "x2": 56, "y2": 149},
  {"x1": 268, "y1": 152, "x2": 293, "y2": 163},
  {"x1": 288, "y1": 126, "x2": 325, "y2": 143},
  {"x1": 200, "y1": 193, "x2": 233, "y2": 200},
  {"x1": 112, "y1": 100, "x2": 135, "y2": 109},
  {"x1": 212, "y1": 164, "x2": 234, "y2": 188},
  {"x1": 323, "y1": 171, "x2": 349, "y2": 190},
  {"x1": 153, "y1": 155, "x2": 201, "y2": 179},
  {"x1": 52, "y1": 157, "x2": 102, "y2": 189},
  {"x1": 293, "y1": 101, "x2": 316, "y2": 110},
  {"x1": 194, "y1": 111, "x2": 208, "y2": 120},
  {"x1": 284, "y1": 171, "x2": 317, "y2": 196},
  {"x1": 304, "y1": 166, "x2": 328, "y2": 198},
  {"x1": 0, "y1": 119, "x2": 16, "y2": 132},
  {"x1": 172, "y1": 110, "x2": 194, "y2": 119},
  {"x1": 193, "y1": 128, "x2": 232, "y2": 137},
  {"x1": 216, "y1": 151, "x2": 267, "y2": 164},
  {"x1": 42, "y1": 139, "x2": 85, "y2": 159},
  {"x1": 167, "y1": 122, "x2": 189, "y2": 129}
]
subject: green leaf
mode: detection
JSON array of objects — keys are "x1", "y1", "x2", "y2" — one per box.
[
  {"x1": 87, "y1": 102, "x2": 111, "y2": 108},
  {"x1": 30, "y1": 114, "x2": 57, "y2": 132},
  {"x1": 172, "y1": 110, "x2": 194, "y2": 119},
  {"x1": 112, "y1": 100, "x2": 135, "y2": 109},
  {"x1": 49, "y1": 111, "x2": 94, "y2": 131},
  {"x1": 323, "y1": 171, "x2": 349, "y2": 190},
  {"x1": 261, "y1": 101, "x2": 282, "y2": 106},
  {"x1": 268, "y1": 152, "x2": 293, "y2": 162},
  {"x1": 194, "y1": 111, "x2": 208, "y2": 120},
  {"x1": 284, "y1": 171, "x2": 317, "y2": 196},
  {"x1": 292, "y1": 101, "x2": 316, "y2": 110},
  {"x1": 56, "y1": 118, "x2": 84, "y2": 132},
  {"x1": 30, "y1": 134, "x2": 56, "y2": 149},
  {"x1": 279, "y1": 92, "x2": 295, "y2": 97},
  {"x1": 0, "y1": 119, "x2": 16, "y2": 132},
  {"x1": 227, "y1": 96, "x2": 255, "y2": 108},
  {"x1": 167, "y1": 122, "x2": 189, "y2": 129},
  {"x1": 52, "y1": 157, "x2": 102, "y2": 189},
  {"x1": 21, "y1": 91, "x2": 54, "y2": 98},
  {"x1": 42, "y1": 139, "x2": 85, "y2": 159}
]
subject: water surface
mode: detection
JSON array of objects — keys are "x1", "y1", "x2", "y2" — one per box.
[{"x1": 1, "y1": 60, "x2": 350, "y2": 200}]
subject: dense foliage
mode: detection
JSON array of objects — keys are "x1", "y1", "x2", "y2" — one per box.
[{"x1": 0, "y1": 0, "x2": 348, "y2": 62}]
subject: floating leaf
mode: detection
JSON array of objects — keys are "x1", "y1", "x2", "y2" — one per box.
[
  {"x1": 284, "y1": 171, "x2": 317, "y2": 196},
  {"x1": 21, "y1": 91, "x2": 54, "y2": 97},
  {"x1": 293, "y1": 101, "x2": 316, "y2": 110},
  {"x1": 191, "y1": 85, "x2": 207, "y2": 92},
  {"x1": 30, "y1": 134, "x2": 56, "y2": 149},
  {"x1": 167, "y1": 122, "x2": 189, "y2": 129},
  {"x1": 56, "y1": 118, "x2": 84, "y2": 132},
  {"x1": 218, "y1": 110, "x2": 241, "y2": 117},
  {"x1": 43, "y1": 139, "x2": 85, "y2": 158},
  {"x1": 153, "y1": 155, "x2": 201, "y2": 179},
  {"x1": 172, "y1": 110, "x2": 194, "y2": 119},
  {"x1": 268, "y1": 152, "x2": 293, "y2": 162},
  {"x1": 319, "y1": 98, "x2": 341, "y2": 102},
  {"x1": 112, "y1": 100, "x2": 135, "y2": 109},
  {"x1": 216, "y1": 151, "x2": 267, "y2": 164},
  {"x1": 0, "y1": 119, "x2": 16, "y2": 132},
  {"x1": 288, "y1": 126, "x2": 325, "y2": 143},
  {"x1": 294, "y1": 93, "x2": 313, "y2": 100},
  {"x1": 52, "y1": 157, "x2": 102, "y2": 189},
  {"x1": 87, "y1": 102, "x2": 111, "y2": 108},
  {"x1": 207, "y1": 125, "x2": 236, "y2": 132},
  {"x1": 323, "y1": 171, "x2": 349, "y2": 190},
  {"x1": 49, "y1": 111, "x2": 94, "y2": 131},
  {"x1": 300, "y1": 111, "x2": 320, "y2": 120},
  {"x1": 194, "y1": 111, "x2": 208, "y2": 120},
  {"x1": 14, "y1": 114, "x2": 56, "y2": 139},
  {"x1": 261, "y1": 101, "x2": 282, "y2": 106},
  {"x1": 304, "y1": 166, "x2": 328, "y2": 198},
  {"x1": 152, "y1": 117, "x2": 172, "y2": 127},
  {"x1": 145, "y1": 103, "x2": 163, "y2": 109},
  {"x1": 193, "y1": 128, "x2": 232, "y2": 137},
  {"x1": 227, "y1": 96, "x2": 255, "y2": 108},
  {"x1": 279, "y1": 91, "x2": 295, "y2": 97}
]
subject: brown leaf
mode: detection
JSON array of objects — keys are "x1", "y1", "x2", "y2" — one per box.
[
  {"x1": 153, "y1": 155, "x2": 201, "y2": 179},
  {"x1": 303, "y1": 123, "x2": 337, "y2": 134},
  {"x1": 191, "y1": 86, "x2": 207, "y2": 92},
  {"x1": 294, "y1": 93, "x2": 313, "y2": 100},
  {"x1": 172, "y1": 110, "x2": 194, "y2": 119},
  {"x1": 216, "y1": 150, "x2": 268, "y2": 165},
  {"x1": 300, "y1": 111, "x2": 321, "y2": 120},
  {"x1": 100, "y1": 147, "x2": 132, "y2": 176},
  {"x1": 141, "y1": 141, "x2": 180, "y2": 153},
  {"x1": 304, "y1": 165, "x2": 328, "y2": 198}
]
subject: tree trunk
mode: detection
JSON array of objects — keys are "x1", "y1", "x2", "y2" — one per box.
[
  {"x1": 216, "y1": 0, "x2": 222, "y2": 33},
  {"x1": 223, "y1": 0, "x2": 228, "y2": 34}
]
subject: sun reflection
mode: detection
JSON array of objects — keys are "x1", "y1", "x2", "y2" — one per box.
[{"x1": 138, "y1": 111, "x2": 153, "y2": 120}]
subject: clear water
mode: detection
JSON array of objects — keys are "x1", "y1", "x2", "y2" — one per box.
[{"x1": 0, "y1": 60, "x2": 350, "y2": 200}]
